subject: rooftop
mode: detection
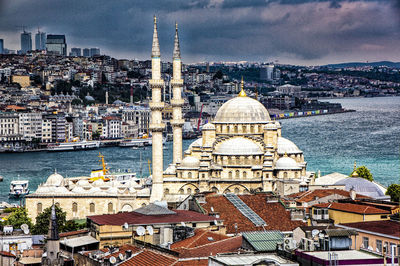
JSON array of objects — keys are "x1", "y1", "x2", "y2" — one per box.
[
  {"x1": 338, "y1": 220, "x2": 400, "y2": 239},
  {"x1": 171, "y1": 229, "x2": 230, "y2": 251},
  {"x1": 286, "y1": 189, "x2": 369, "y2": 203},
  {"x1": 313, "y1": 202, "x2": 390, "y2": 215}
]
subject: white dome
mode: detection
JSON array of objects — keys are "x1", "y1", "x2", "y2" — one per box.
[
  {"x1": 76, "y1": 179, "x2": 90, "y2": 187},
  {"x1": 71, "y1": 186, "x2": 87, "y2": 194},
  {"x1": 277, "y1": 137, "x2": 302, "y2": 154},
  {"x1": 106, "y1": 187, "x2": 119, "y2": 194},
  {"x1": 189, "y1": 138, "x2": 202, "y2": 149},
  {"x1": 92, "y1": 179, "x2": 104, "y2": 187},
  {"x1": 202, "y1": 123, "x2": 215, "y2": 130},
  {"x1": 214, "y1": 137, "x2": 263, "y2": 155},
  {"x1": 214, "y1": 96, "x2": 270, "y2": 124},
  {"x1": 334, "y1": 178, "x2": 386, "y2": 199},
  {"x1": 36, "y1": 186, "x2": 54, "y2": 194},
  {"x1": 164, "y1": 164, "x2": 176, "y2": 174},
  {"x1": 53, "y1": 186, "x2": 70, "y2": 194},
  {"x1": 275, "y1": 156, "x2": 300, "y2": 170},
  {"x1": 181, "y1": 156, "x2": 200, "y2": 168},
  {"x1": 45, "y1": 172, "x2": 64, "y2": 187}
]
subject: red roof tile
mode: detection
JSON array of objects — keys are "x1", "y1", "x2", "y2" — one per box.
[
  {"x1": 178, "y1": 236, "x2": 242, "y2": 258},
  {"x1": 0, "y1": 251, "x2": 16, "y2": 257},
  {"x1": 171, "y1": 229, "x2": 229, "y2": 250},
  {"x1": 88, "y1": 210, "x2": 217, "y2": 226},
  {"x1": 175, "y1": 259, "x2": 208, "y2": 266},
  {"x1": 59, "y1": 229, "x2": 88, "y2": 238},
  {"x1": 339, "y1": 220, "x2": 400, "y2": 238},
  {"x1": 313, "y1": 202, "x2": 390, "y2": 215},
  {"x1": 201, "y1": 194, "x2": 305, "y2": 234},
  {"x1": 120, "y1": 249, "x2": 178, "y2": 266},
  {"x1": 287, "y1": 189, "x2": 369, "y2": 203}
]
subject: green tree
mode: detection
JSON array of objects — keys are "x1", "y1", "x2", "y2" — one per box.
[
  {"x1": 4, "y1": 207, "x2": 33, "y2": 229},
  {"x1": 350, "y1": 166, "x2": 373, "y2": 182},
  {"x1": 213, "y1": 70, "x2": 223, "y2": 80},
  {"x1": 32, "y1": 205, "x2": 66, "y2": 235},
  {"x1": 386, "y1": 184, "x2": 400, "y2": 202}
]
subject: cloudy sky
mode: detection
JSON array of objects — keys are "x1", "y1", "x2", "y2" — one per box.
[{"x1": 0, "y1": 0, "x2": 399, "y2": 65}]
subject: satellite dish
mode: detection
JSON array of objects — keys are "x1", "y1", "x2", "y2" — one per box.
[
  {"x1": 211, "y1": 207, "x2": 214, "y2": 212},
  {"x1": 136, "y1": 226, "x2": 145, "y2": 236},
  {"x1": 119, "y1": 253, "x2": 124, "y2": 261},
  {"x1": 146, "y1": 226, "x2": 154, "y2": 236},
  {"x1": 318, "y1": 233, "x2": 324, "y2": 238},
  {"x1": 180, "y1": 222, "x2": 186, "y2": 227},
  {"x1": 311, "y1": 229, "x2": 320, "y2": 237},
  {"x1": 123, "y1": 223, "x2": 129, "y2": 230},
  {"x1": 109, "y1": 256, "x2": 117, "y2": 264},
  {"x1": 214, "y1": 220, "x2": 218, "y2": 225}
]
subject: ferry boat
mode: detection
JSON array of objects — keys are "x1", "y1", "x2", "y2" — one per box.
[
  {"x1": 89, "y1": 153, "x2": 138, "y2": 183},
  {"x1": 47, "y1": 140, "x2": 100, "y2": 152},
  {"x1": 119, "y1": 138, "x2": 151, "y2": 147},
  {"x1": 9, "y1": 180, "x2": 29, "y2": 198}
]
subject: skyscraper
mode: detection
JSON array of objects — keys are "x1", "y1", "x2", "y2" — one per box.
[
  {"x1": 70, "y1": 48, "x2": 81, "y2": 57},
  {"x1": 90, "y1": 48, "x2": 100, "y2": 57},
  {"x1": 46, "y1": 35, "x2": 67, "y2": 56},
  {"x1": 35, "y1": 30, "x2": 46, "y2": 50},
  {"x1": 20, "y1": 31, "x2": 32, "y2": 54},
  {"x1": 83, "y1": 48, "x2": 90, "y2": 57},
  {"x1": 0, "y1": 39, "x2": 3, "y2": 54}
]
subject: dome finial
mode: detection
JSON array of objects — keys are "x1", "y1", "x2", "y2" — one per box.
[
  {"x1": 351, "y1": 160, "x2": 359, "y2": 177},
  {"x1": 238, "y1": 76, "x2": 246, "y2": 97}
]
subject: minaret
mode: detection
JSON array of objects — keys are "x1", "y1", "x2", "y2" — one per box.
[
  {"x1": 43, "y1": 203, "x2": 60, "y2": 265},
  {"x1": 149, "y1": 16, "x2": 165, "y2": 203},
  {"x1": 171, "y1": 23, "x2": 184, "y2": 165}
]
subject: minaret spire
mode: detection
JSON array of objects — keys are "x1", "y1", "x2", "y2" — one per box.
[
  {"x1": 173, "y1": 22, "x2": 181, "y2": 59},
  {"x1": 152, "y1": 16, "x2": 161, "y2": 58}
]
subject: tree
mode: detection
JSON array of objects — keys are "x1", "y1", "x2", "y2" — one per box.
[
  {"x1": 386, "y1": 184, "x2": 400, "y2": 202},
  {"x1": 350, "y1": 166, "x2": 373, "y2": 182},
  {"x1": 213, "y1": 70, "x2": 223, "y2": 80},
  {"x1": 4, "y1": 207, "x2": 33, "y2": 229},
  {"x1": 71, "y1": 98, "x2": 82, "y2": 105},
  {"x1": 32, "y1": 205, "x2": 66, "y2": 235}
]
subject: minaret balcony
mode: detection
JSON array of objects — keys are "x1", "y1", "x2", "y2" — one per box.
[
  {"x1": 171, "y1": 99, "x2": 184, "y2": 107},
  {"x1": 149, "y1": 123, "x2": 165, "y2": 132},
  {"x1": 171, "y1": 79, "x2": 184, "y2": 86},
  {"x1": 149, "y1": 79, "x2": 165, "y2": 87},
  {"x1": 171, "y1": 119, "x2": 185, "y2": 127},
  {"x1": 149, "y1": 102, "x2": 165, "y2": 110}
]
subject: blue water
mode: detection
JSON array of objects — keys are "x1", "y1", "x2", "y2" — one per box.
[{"x1": 0, "y1": 96, "x2": 399, "y2": 203}]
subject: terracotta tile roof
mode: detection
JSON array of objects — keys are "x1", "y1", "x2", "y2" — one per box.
[
  {"x1": 178, "y1": 235, "x2": 243, "y2": 258},
  {"x1": 103, "y1": 245, "x2": 141, "y2": 259},
  {"x1": 286, "y1": 189, "x2": 369, "y2": 203},
  {"x1": 175, "y1": 259, "x2": 208, "y2": 266},
  {"x1": 339, "y1": 220, "x2": 400, "y2": 238},
  {"x1": 201, "y1": 194, "x2": 305, "y2": 234},
  {"x1": 313, "y1": 202, "x2": 390, "y2": 215},
  {"x1": 88, "y1": 210, "x2": 217, "y2": 226},
  {"x1": 120, "y1": 249, "x2": 178, "y2": 266},
  {"x1": 59, "y1": 229, "x2": 88, "y2": 238},
  {"x1": 171, "y1": 229, "x2": 229, "y2": 250},
  {"x1": 0, "y1": 251, "x2": 16, "y2": 257}
]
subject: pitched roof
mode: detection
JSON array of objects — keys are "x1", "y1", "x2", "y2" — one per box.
[
  {"x1": 120, "y1": 249, "x2": 178, "y2": 266},
  {"x1": 171, "y1": 229, "x2": 230, "y2": 251},
  {"x1": 59, "y1": 229, "x2": 88, "y2": 238},
  {"x1": 286, "y1": 189, "x2": 368, "y2": 203},
  {"x1": 313, "y1": 202, "x2": 390, "y2": 215},
  {"x1": 88, "y1": 210, "x2": 217, "y2": 226},
  {"x1": 201, "y1": 194, "x2": 305, "y2": 234},
  {"x1": 242, "y1": 231, "x2": 283, "y2": 252},
  {"x1": 338, "y1": 220, "x2": 400, "y2": 238}
]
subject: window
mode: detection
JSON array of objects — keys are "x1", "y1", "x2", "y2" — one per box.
[
  {"x1": 179, "y1": 188, "x2": 184, "y2": 194},
  {"x1": 362, "y1": 237, "x2": 369, "y2": 249},
  {"x1": 283, "y1": 172, "x2": 288, "y2": 179},
  {"x1": 90, "y1": 203, "x2": 95, "y2": 213},
  {"x1": 164, "y1": 188, "x2": 169, "y2": 195},
  {"x1": 235, "y1": 170, "x2": 240, "y2": 178},
  {"x1": 37, "y1": 203, "x2": 42, "y2": 214},
  {"x1": 295, "y1": 172, "x2": 298, "y2": 178},
  {"x1": 250, "y1": 125, "x2": 254, "y2": 133},
  {"x1": 234, "y1": 188, "x2": 240, "y2": 194},
  {"x1": 376, "y1": 240, "x2": 382, "y2": 253},
  {"x1": 108, "y1": 202, "x2": 113, "y2": 213},
  {"x1": 234, "y1": 125, "x2": 238, "y2": 133},
  {"x1": 187, "y1": 188, "x2": 192, "y2": 194},
  {"x1": 243, "y1": 171, "x2": 247, "y2": 178},
  {"x1": 188, "y1": 172, "x2": 192, "y2": 178},
  {"x1": 390, "y1": 243, "x2": 397, "y2": 256},
  {"x1": 229, "y1": 171, "x2": 232, "y2": 178},
  {"x1": 72, "y1": 202, "x2": 77, "y2": 212},
  {"x1": 202, "y1": 174, "x2": 205, "y2": 179}
]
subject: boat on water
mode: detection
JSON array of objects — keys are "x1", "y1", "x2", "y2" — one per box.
[
  {"x1": 89, "y1": 153, "x2": 138, "y2": 183},
  {"x1": 9, "y1": 180, "x2": 29, "y2": 198},
  {"x1": 47, "y1": 140, "x2": 100, "y2": 152}
]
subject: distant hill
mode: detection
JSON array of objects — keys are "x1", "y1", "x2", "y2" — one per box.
[{"x1": 324, "y1": 61, "x2": 400, "y2": 68}]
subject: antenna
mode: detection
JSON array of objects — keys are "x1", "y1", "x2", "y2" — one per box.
[
  {"x1": 146, "y1": 225, "x2": 154, "y2": 236},
  {"x1": 136, "y1": 226, "x2": 145, "y2": 236}
]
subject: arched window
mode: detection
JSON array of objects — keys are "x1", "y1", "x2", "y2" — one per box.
[
  {"x1": 225, "y1": 189, "x2": 231, "y2": 194},
  {"x1": 283, "y1": 172, "x2": 288, "y2": 179},
  {"x1": 245, "y1": 156, "x2": 249, "y2": 164},
  {"x1": 188, "y1": 172, "x2": 192, "y2": 178},
  {"x1": 195, "y1": 188, "x2": 200, "y2": 193},
  {"x1": 90, "y1": 203, "x2": 95, "y2": 213},
  {"x1": 202, "y1": 174, "x2": 205, "y2": 179},
  {"x1": 243, "y1": 171, "x2": 247, "y2": 178},
  {"x1": 108, "y1": 202, "x2": 113, "y2": 213},
  {"x1": 37, "y1": 203, "x2": 42, "y2": 214},
  {"x1": 295, "y1": 172, "x2": 298, "y2": 178},
  {"x1": 234, "y1": 125, "x2": 238, "y2": 133},
  {"x1": 235, "y1": 170, "x2": 240, "y2": 178},
  {"x1": 236, "y1": 156, "x2": 240, "y2": 164},
  {"x1": 242, "y1": 125, "x2": 246, "y2": 133},
  {"x1": 142, "y1": 203, "x2": 146, "y2": 207},
  {"x1": 228, "y1": 157, "x2": 233, "y2": 165},
  {"x1": 211, "y1": 187, "x2": 218, "y2": 193},
  {"x1": 164, "y1": 188, "x2": 170, "y2": 195},
  {"x1": 234, "y1": 187, "x2": 240, "y2": 194},
  {"x1": 187, "y1": 188, "x2": 192, "y2": 194},
  {"x1": 179, "y1": 188, "x2": 184, "y2": 194},
  {"x1": 250, "y1": 125, "x2": 254, "y2": 133},
  {"x1": 72, "y1": 202, "x2": 78, "y2": 212},
  {"x1": 229, "y1": 171, "x2": 232, "y2": 178},
  {"x1": 55, "y1": 202, "x2": 60, "y2": 208}
]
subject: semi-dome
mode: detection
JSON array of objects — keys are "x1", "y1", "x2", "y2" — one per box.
[
  {"x1": 334, "y1": 177, "x2": 386, "y2": 199},
  {"x1": 214, "y1": 137, "x2": 263, "y2": 155},
  {"x1": 214, "y1": 96, "x2": 270, "y2": 124},
  {"x1": 189, "y1": 138, "x2": 203, "y2": 149},
  {"x1": 181, "y1": 156, "x2": 200, "y2": 168},
  {"x1": 277, "y1": 137, "x2": 302, "y2": 154},
  {"x1": 45, "y1": 171, "x2": 64, "y2": 187},
  {"x1": 275, "y1": 156, "x2": 300, "y2": 170}
]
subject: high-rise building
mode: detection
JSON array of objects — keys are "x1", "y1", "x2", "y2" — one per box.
[
  {"x1": 35, "y1": 30, "x2": 46, "y2": 50},
  {"x1": 0, "y1": 39, "x2": 3, "y2": 54},
  {"x1": 83, "y1": 48, "x2": 90, "y2": 57},
  {"x1": 46, "y1": 35, "x2": 67, "y2": 56},
  {"x1": 90, "y1": 47, "x2": 100, "y2": 57},
  {"x1": 260, "y1": 64, "x2": 274, "y2": 81},
  {"x1": 20, "y1": 31, "x2": 32, "y2": 54},
  {"x1": 70, "y1": 48, "x2": 81, "y2": 57}
]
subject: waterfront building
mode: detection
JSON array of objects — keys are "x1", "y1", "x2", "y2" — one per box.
[
  {"x1": 0, "y1": 112, "x2": 21, "y2": 147},
  {"x1": 46, "y1": 35, "x2": 67, "y2": 56},
  {"x1": 41, "y1": 119, "x2": 52, "y2": 143},
  {"x1": 18, "y1": 112, "x2": 42, "y2": 141},
  {"x1": 20, "y1": 31, "x2": 32, "y2": 54},
  {"x1": 101, "y1": 116, "x2": 122, "y2": 139},
  {"x1": 35, "y1": 30, "x2": 46, "y2": 50},
  {"x1": 121, "y1": 106, "x2": 150, "y2": 135},
  {"x1": 70, "y1": 47, "x2": 81, "y2": 57}
]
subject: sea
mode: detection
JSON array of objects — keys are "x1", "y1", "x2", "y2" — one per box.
[{"x1": 0, "y1": 96, "x2": 399, "y2": 203}]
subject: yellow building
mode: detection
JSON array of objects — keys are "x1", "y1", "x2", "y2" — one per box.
[{"x1": 11, "y1": 75, "x2": 30, "y2": 88}]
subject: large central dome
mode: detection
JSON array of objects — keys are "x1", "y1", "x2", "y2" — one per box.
[{"x1": 214, "y1": 96, "x2": 271, "y2": 123}]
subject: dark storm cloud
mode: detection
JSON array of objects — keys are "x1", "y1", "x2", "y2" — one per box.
[{"x1": 0, "y1": 0, "x2": 399, "y2": 64}]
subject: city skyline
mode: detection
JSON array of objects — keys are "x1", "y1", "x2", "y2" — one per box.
[{"x1": 0, "y1": 0, "x2": 399, "y2": 65}]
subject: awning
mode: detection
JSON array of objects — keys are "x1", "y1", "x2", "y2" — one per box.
[{"x1": 60, "y1": 235, "x2": 99, "y2": 248}]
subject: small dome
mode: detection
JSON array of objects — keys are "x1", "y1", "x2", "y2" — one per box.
[
  {"x1": 164, "y1": 164, "x2": 176, "y2": 175},
  {"x1": 277, "y1": 137, "x2": 302, "y2": 154},
  {"x1": 189, "y1": 138, "x2": 203, "y2": 149},
  {"x1": 71, "y1": 186, "x2": 87, "y2": 194},
  {"x1": 214, "y1": 137, "x2": 263, "y2": 155},
  {"x1": 214, "y1": 96, "x2": 270, "y2": 124},
  {"x1": 76, "y1": 179, "x2": 90, "y2": 187},
  {"x1": 181, "y1": 156, "x2": 200, "y2": 168},
  {"x1": 45, "y1": 171, "x2": 64, "y2": 187},
  {"x1": 106, "y1": 187, "x2": 119, "y2": 194},
  {"x1": 36, "y1": 186, "x2": 54, "y2": 194},
  {"x1": 92, "y1": 179, "x2": 104, "y2": 187},
  {"x1": 53, "y1": 186, "x2": 70, "y2": 194},
  {"x1": 334, "y1": 177, "x2": 385, "y2": 199},
  {"x1": 202, "y1": 123, "x2": 215, "y2": 130},
  {"x1": 275, "y1": 156, "x2": 300, "y2": 169}
]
